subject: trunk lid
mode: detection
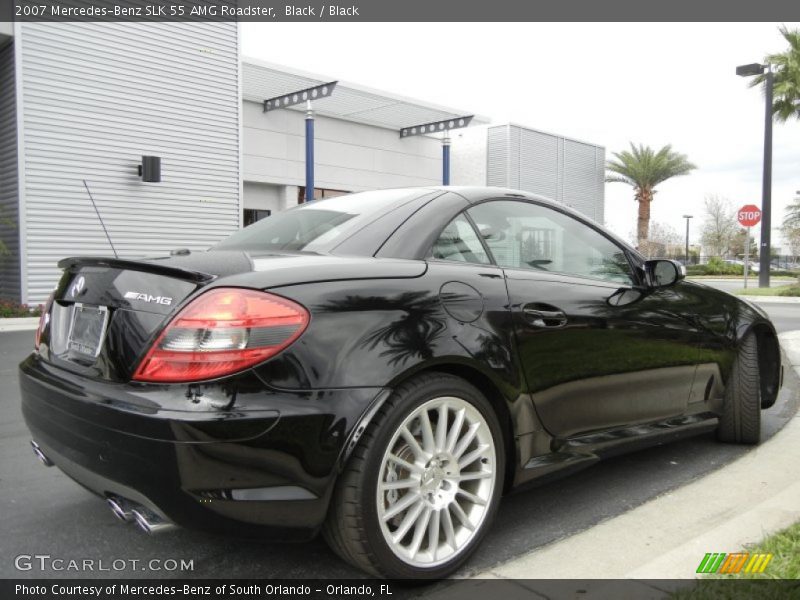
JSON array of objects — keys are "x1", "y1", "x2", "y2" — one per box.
[{"x1": 38, "y1": 250, "x2": 426, "y2": 382}]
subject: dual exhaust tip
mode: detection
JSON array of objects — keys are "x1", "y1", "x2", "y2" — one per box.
[
  {"x1": 30, "y1": 439, "x2": 175, "y2": 535},
  {"x1": 30, "y1": 440, "x2": 54, "y2": 467},
  {"x1": 106, "y1": 496, "x2": 176, "y2": 535}
]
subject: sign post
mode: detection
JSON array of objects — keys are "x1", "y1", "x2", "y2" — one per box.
[
  {"x1": 737, "y1": 205, "x2": 762, "y2": 289},
  {"x1": 744, "y1": 227, "x2": 751, "y2": 289}
]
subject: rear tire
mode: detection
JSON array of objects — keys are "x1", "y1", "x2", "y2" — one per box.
[
  {"x1": 323, "y1": 373, "x2": 504, "y2": 579},
  {"x1": 717, "y1": 333, "x2": 761, "y2": 444}
]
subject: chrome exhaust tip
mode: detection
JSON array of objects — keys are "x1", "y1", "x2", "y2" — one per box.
[
  {"x1": 30, "y1": 440, "x2": 54, "y2": 467},
  {"x1": 131, "y1": 508, "x2": 176, "y2": 535},
  {"x1": 106, "y1": 496, "x2": 134, "y2": 523}
]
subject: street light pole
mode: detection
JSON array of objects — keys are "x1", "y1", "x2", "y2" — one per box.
[
  {"x1": 759, "y1": 67, "x2": 773, "y2": 287},
  {"x1": 736, "y1": 62, "x2": 773, "y2": 288},
  {"x1": 682, "y1": 214, "x2": 693, "y2": 265}
]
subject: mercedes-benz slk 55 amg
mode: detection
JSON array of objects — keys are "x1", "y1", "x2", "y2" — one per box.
[{"x1": 20, "y1": 187, "x2": 781, "y2": 579}]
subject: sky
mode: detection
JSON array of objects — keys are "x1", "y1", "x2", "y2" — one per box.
[{"x1": 242, "y1": 22, "x2": 800, "y2": 249}]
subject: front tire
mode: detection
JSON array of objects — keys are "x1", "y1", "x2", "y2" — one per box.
[
  {"x1": 323, "y1": 373, "x2": 504, "y2": 579},
  {"x1": 717, "y1": 333, "x2": 761, "y2": 444}
]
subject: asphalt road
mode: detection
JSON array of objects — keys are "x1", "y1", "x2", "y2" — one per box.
[
  {"x1": 757, "y1": 304, "x2": 800, "y2": 336},
  {"x1": 1, "y1": 305, "x2": 798, "y2": 580},
  {"x1": 691, "y1": 278, "x2": 799, "y2": 333}
]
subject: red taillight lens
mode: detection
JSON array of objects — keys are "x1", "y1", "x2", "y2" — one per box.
[
  {"x1": 132, "y1": 288, "x2": 310, "y2": 383},
  {"x1": 35, "y1": 292, "x2": 55, "y2": 351}
]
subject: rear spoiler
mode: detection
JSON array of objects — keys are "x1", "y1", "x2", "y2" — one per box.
[{"x1": 58, "y1": 256, "x2": 215, "y2": 284}]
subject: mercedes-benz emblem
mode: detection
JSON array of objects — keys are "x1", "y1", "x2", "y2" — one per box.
[{"x1": 69, "y1": 275, "x2": 85, "y2": 298}]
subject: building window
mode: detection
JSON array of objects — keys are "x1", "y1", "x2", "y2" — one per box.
[
  {"x1": 298, "y1": 187, "x2": 349, "y2": 203},
  {"x1": 243, "y1": 209, "x2": 271, "y2": 227}
]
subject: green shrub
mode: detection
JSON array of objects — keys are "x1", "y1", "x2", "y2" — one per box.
[
  {"x1": 0, "y1": 299, "x2": 42, "y2": 318},
  {"x1": 686, "y1": 259, "x2": 743, "y2": 276}
]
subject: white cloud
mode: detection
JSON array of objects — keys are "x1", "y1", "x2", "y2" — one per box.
[{"x1": 242, "y1": 22, "x2": 800, "y2": 250}]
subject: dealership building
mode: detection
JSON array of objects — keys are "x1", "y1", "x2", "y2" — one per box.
[{"x1": 0, "y1": 22, "x2": 604, "y2": 305}]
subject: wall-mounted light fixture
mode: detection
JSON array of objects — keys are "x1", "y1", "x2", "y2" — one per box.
[{"x1": 138, "y1": 156, "x2": 161, "y2": 182}]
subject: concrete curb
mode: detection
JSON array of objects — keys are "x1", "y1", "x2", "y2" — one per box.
[
  {"x1": 473, "y1": 332, "x2": 800, "y2": 580},
  {"x1": 739, "y1": 295, "x2": 800, "y2": 304},
  {"x1": 0, "y1": 317, "x2": 39, "y2": 332}
]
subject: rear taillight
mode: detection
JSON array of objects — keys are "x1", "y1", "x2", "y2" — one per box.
[
  {"x1": 132, "y1": 288, "x2": 309, "y2": 383},
  {"x1": 35, "y1": 292, "x2": 55, "y2": 351}
]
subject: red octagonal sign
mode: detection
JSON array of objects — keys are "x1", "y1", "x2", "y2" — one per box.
[{"x1": 738, "y1": 204, "x2": 762, "y2": 227}]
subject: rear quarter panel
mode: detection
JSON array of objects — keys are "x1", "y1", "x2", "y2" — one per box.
[{"x1": 253, "y1": 261, "x2": 527, "y2": 416}]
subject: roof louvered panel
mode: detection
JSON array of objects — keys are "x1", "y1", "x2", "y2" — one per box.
[
  {"x1": 508, "y1": 125, "x2": 521, "y2": 189},
  {"x1": 486, "y1": 125, "x2": 509, "y2": 187},
  {"x1": 242, "y1": 58, "x2": 489, "y2": 132},
  {"x1": 485, "y1": 123, "x2": 605, "y2": 222},
  {"x1": 563, "y1": 139, "x2": 601, "y2": 222},
  {"x1": 518, "y1": 128, "x2": 559, "y2": 200}
]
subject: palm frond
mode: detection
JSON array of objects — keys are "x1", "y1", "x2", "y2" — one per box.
[
  {"x1": 605, "y1": 142, "x2": 696, "y2": 191},
  {"x1": 749, "y1": 26, "x2": 800, "y2": 122}
]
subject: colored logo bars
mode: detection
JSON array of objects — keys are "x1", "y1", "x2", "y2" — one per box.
[{"x1": 696, "y1": 552, "x2": 773, "y2": 574}]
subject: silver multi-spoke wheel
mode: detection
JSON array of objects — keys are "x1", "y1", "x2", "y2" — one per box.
[{"x1": 376, "y1": 396, "x2": 496, "y2": 568}]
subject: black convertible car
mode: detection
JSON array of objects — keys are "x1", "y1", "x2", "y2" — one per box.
[{"x1": 20, "y1": 187, "x2": 781, "y2": 579}]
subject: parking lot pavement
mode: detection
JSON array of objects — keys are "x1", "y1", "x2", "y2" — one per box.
[{"x1": 0, "y1": 328, "x2": 797, "y2": 580}]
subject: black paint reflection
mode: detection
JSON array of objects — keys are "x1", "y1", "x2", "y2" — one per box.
[{"x1": 315, "y1": 291, "x2": 446, "y2": 367}]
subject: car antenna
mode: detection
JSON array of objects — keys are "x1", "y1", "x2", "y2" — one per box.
[{"x1": 82, "y1": 180, "x2": 119, "y2": 259}]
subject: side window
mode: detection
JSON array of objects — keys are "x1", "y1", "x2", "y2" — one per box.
[
  {"x1": 431, "y1": 214, "x2": 491, "y2": 265},
  {"x1": 468, "y1": 200, "x2": 634, "y2": 285}
]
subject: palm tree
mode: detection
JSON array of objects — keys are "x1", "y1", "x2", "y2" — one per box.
[
  {"x1": 749, "y1": 26, "x2": 800, "y2": 123},
  {"x1": 606, "y1": 143, "x2": 696, "y2": 244},
  {"x1": 784, "y1": 193, "x2": 800, "y2": 229}
]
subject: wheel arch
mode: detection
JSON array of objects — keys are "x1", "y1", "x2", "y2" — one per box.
[{"x1": 745, "y1": 321, "x2": 781, "y2": 409}]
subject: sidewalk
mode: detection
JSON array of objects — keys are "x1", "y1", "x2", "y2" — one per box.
[
  {"x1": 473, "y1": 332, "x2": 800, "y2": 580},
  {"x1": 0, "y1": 317, "x2": 39, "y2": 332}
]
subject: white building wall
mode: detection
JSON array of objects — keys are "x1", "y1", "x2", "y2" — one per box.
[
  {"x1": 450, "y1": 125, "x2": 488, "y2": 187},
  {"x1": 242, "y1": 100, "x2": 442, "y2": 196},
  {"x1": 243, "y1": 181, "x2": 281, "y2": 213},
  {"x1": 16, "y1": 22, "x2": 241, "y2": 304}
]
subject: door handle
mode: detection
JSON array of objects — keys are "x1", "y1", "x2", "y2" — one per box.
[{"x1": 523, "y1": 305, "x2": 568, "y2": 328}]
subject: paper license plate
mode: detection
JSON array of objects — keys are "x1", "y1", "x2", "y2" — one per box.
[{"x1": 67, "y1": 304, "x2": 109, "y2": 358}]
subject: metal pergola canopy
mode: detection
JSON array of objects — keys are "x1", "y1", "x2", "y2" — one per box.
[{"x1": 243, "y1": 58, "x2": 490, "y2": 133}]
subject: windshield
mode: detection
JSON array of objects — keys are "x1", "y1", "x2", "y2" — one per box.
[{"x1": 214, "y1": 189, "x2": 423, "y2": 253}]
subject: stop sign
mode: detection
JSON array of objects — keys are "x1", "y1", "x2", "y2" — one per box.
[{"x1": 738, "y1": 205, "x2": 762, "y2": 227}]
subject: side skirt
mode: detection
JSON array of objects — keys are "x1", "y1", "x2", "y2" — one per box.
[{"x1": 511, "y1": 413, "x2": 718, "y2": 490}]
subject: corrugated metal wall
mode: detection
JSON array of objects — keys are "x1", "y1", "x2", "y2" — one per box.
[
  {"x1": 0, "y1": 41, "x2": 20, "y2": 301},
  {"x1": 486, "y1": 125, "x2": 508, "y2": 187},
  {"x1": 487, "y1": 124, "x2": 605, "y2": 224},
  {"x1": 17, "y1": 23, "x2": 241, "y2": 304}
]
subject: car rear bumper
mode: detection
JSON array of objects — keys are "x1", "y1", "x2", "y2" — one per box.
[{"x1": 19, "y1": 353, "x2": 385, "y2": 541}]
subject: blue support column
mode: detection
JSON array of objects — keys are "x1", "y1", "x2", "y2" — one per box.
[
  {"x1": 442, "y1": 135, "x2": 451, "y2": 185},
  {"x1": 305, "y1": 101, "x2": 314, "y2": 202}
]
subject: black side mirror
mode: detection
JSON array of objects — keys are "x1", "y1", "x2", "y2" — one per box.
[{"x1": 645, "y1": 259, "x2": 685, "y2": 288}]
